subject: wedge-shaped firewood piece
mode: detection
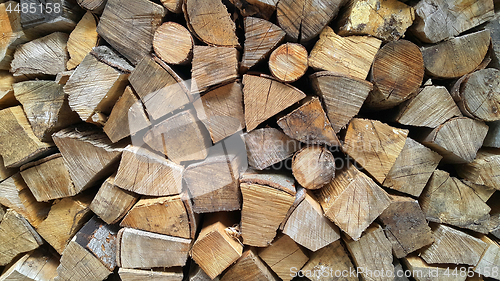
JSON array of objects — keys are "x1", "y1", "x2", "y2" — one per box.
[
  {"x1": 422, "y1": 30, "x2": 490, "y2": 79},
  {"x1": 0, "y1": 106, "x2": 52, "y2": 168},
  {"x1": 90, "y1": 174, "x2": 139, "y2": 225},
  {"x1": 154, "y1": 22, "x2": 193, "y2": 65},
  {"x1": 121, "y1": 194, "x2": 192, "y2": 239},
  {"x1": 308, "y1": 27, "x2": 381, "y2": 79},
  {"x1": 420, "y1": 224, "x2": 487, "y2": 266},
  {"x1": 20, "y1": 154, "x2": 77, "y2": 201},
  {"x1": 421, "y1": 117, "x2": 488, "y2": 164},
  {"x1": 184, "y1": 143, "x2": 244, "y2": 213},
  {"x1": 240, "y1": 171, "x2": 296, "y2": 247},
  {"x1": 199, "y1": 81, "x2": 245, "y2": 143},
  {"x1": 394, "y1": 85, "x2": 462, "y2": 128},
  {"x1": 383, "y1": 138, "x2": 442, "y2": 197},
  {"x1": 67, "y1": 11, "x2": 98, "y2": 70},
  {"x1": 191, "y1": 46, "x2": 239, "y2": 94},
  {"x1": 65, "y1": 48, "x2": 131, "y2": 123},
  {"x1": 114, "y1": 145, "x2": 183, "y2": 196},
  {"x1": 344, "y1": 118, "x2": 409, "y2": 184},
  {"x1": 74, "y1": 216, "x2": 119, "y2": 271},
  {"x1": 474, "y1": 235, "x2": 500, "y2": 278},
  {"x1": 184, "y1": 0, "x2": 239, "y2": 47},
  {"x1": 259, "y1": 234, "x2": 309, "y2": 281},
  {"x1": 337, "y1": 0, "x2": 414, "y2": 41},
  {"x1": 144, "y1": 110, "x2": 212, "y2": 164},
  {"x1": 366, "y1": 40, "x2": 424, "y2": 110},
  {"x1": 465, "y1": 181, "x2": 496, "y2": 202},
  {"x1": 310, "y1": 72, "x2": 372, "y2": 133},
  {"x1": 53, "y1": 124, "x2": 125, "y2": 192},
  {"x1": 76, "y1": 0, "x2": 107, "y2": 14},
  {"x1": 191, "y1": 213, "x2": 243, "y2": 279},
  {"x1": 379, "y1": 195, "x2": 434, "y2": 258},
  {"x1": 403, "y1": 255, "x2": 467, "y2": 281},
  {"x1": 0, "y1": 249, "x2": 59, "y2": 280},
  {"x1": 55, "y1": 236, "x2": 112, "y2": 281},
  {"x1": 301, "y1": 240, "x2": 357, "y2": 281},
  {"x1": 129, "y1": 56, "x2": 191, "y2": 120},
  {"x1": 103, "y1": 86, "x2": 151, "y2": 143},
  {"x1": 0, "y1": 2, "x2": 29, "y2": 70},
  {"x1": 0, "y1": 173, "x2": 51, "y2": 227},
  {"x1": 452, "y1": 68, "x2": 500, "y2": 122},
  {"x1": 412, "y1": 0, "x2": 494, "y2": 43},
  {"x1": 456, "y1": 148, "x2": 500, "y2": 191},
  {"x1": 420, "y1": 170, "x2": 491, "y2": 233},
  {"x1": 343, "y1": 224, "x2": 394, "y2": 281},
  {"x1": 245, "y1": 127, "x2": 300, "y2": 170},
  {"x1": 11, "y1": 32, "x2": 68, "y2": 77},
  {"x1": 315, "y1": 164, "x2": 391, "y2": 240},
  {"x1": 243, "y1": 74, "x2": 306, "y2": 132},
  {"x1": 277, "y1": 96, "x2": 340, "y2": 146},
  {"x1": 276, "y1": 0, "x2": 343, "y2": 42},
  {"x1": 97, "y1": 0, "x2": 165, "y2": 64},
  {"x1": 36, "y1": 193, "x2": 93, "y2": 254},
  {"x1": 269, "y1": 43, "x2": 308, "y2": 83},
  {"x1": 20, "y1": 0, "x2": 82, "y2": 36},
  {"x1": 119, "y1": 268, "x2": 184, "y2": 281},
  {"x1": 0, "y1": 210, "x2": 43, "y2": 266},
  {"x1": 221, "y1": 249, "x2": 277, "y2": 281},
  {"x1": 484, "y1": 120, "x2": 500, "y2": 148},
  {"x1": 282, "y1": 192, "x2": 340, "y2": 251},
  {"x1": 13, "y1": 80, "x2": 79, "y2": 142},
  {"x1": 118, "y1": 227, "x2": 191, "y2": 269},
  {"x1": 291, "y1": 146, "x2": 335, "y2": 190},
  {"x1": 241, "y1": 17, "x2": 285, "y2": 72}
]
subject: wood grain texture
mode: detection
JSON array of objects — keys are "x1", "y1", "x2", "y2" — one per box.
[
  {"x1": 0, "y1": 249, "x2": 59, "y2": 281},
  {"x1": 0, "y1": 71, "x2": 17, "y2": 108},
  {"x1": 301, "y1": 240, "x2": 357, "y2": 281},
  {"x1": 160, "y1": 0, "x2": 183, "y2": 13},
  {"x1": 394, "y1": 85, "x2": 463, "y2": 128},
  {"x1": 484, "y1": 120, "x2": 500, "y2": 148},
  {"x1": 129, "y1": 55, "x2": 191, "y2": 120},
  {"x1": 344, "y1": 118, "x2": 409, "y2": 184},
  {"x1": 310, "y1": 71, "x2": 373, "y2": 133},
  {"x1": 337, "y1": 0, "x2": 415, "y2": 41},
  {"x1": 154, "y1": 22, "x2": 193, "y2": 65},
  {"x1": 119, "y1": 268, "x2": 184, "y2": 281},
  {"x1": 90, "y1": 174, "x2": 138, "y2": 225},
  {"x1": 118, "y1": 227, "x2": 191, "y2": 269},
  {"x1": 53, "y1": 124, "x2": 125, "y2": 193},
  {"x1": 96, "y1": 0, "x2": 165, "y2": 64},
  {"x1": 240, "y1": 171, "x2": 296, "y2": 247},
  {"x1": 13, "y1": 80, "x2": 79, "y2": 142},
  {"x1": 422, "y1": 30, "x2": 490, "y2": 79},
  {"x1": 291, "y1": 146, "x2": 335, "y2": 190},
  {"x1": 268, "y1": 43, "x2": 308, "y2": 83},
  {"x1": 258, "y1": 234, "x2": 309, "y2": 281},
  {"x1": 420, "y1": 117, "x2": 488, "y2": 164},
  {"x1": 382, "y1": 138, "x2": 442, "y2": 197},
  {"x1": 67, "y1": 11, "x2": 98, "y2": 70},
  {"x1": 245, "y1": 127, "x2": 300, "y2": 170},
  {"x1": 282, "y1": 192, "x2": 341, "y2": 251},
  {"x1": 143, "y1": 110, "x2": 212, "y2": 164},
  {"x1": 315, "y1": 164, "x2": 391, "y2": 240},
  {"x1": 114, "y1": 145, "x2": 184, "y2": 197},
  {"x1": 184, "y1": 0, "x2": 239, "y2": 47},
  {"x1": 190, "y1": 263, "x2": 219, "y2": 281},
  {"x1": 221, "y1": 249, "x2": 277, "y2": 281},
  {"x1": 343, "y1": 224, "x2": 394, "y2": 281},
  {"x1": 230, "y1": 0, "x2": 278, "y2": 20},
  {"x1": 474, "y1": 235, "x2": 500, "y2": 278},
  {"x1": 0, "y1": 106, "x2": 52, "y2": 168},
  {"x1": 243, "y1": 74, "x2": 305, "y2": 132},
  {"x1": 10, "y1": 32, "x2": 68, "y2": 77},
  {"x1": 0, "y1": 210, "x2": 43, "y2": 266},
  {"x1": 20, "y1": 154, "x2": 77, "y2": 201},
  {"x1": 366, "y1": 40, "x2": 424, "y2": 110},
  {"x1": 456, "y1": 148, "x2": 500, "y2": 191},
  {"x1": 76, "y1": 0, "x2": 107, "y2": 13},
  {"x1": 420, "y1": 170, "x2": 491, "y2": 233},
  {"x1": 191, "y1": 46, "x2": 239, "y2": 94},
  {"x1": 411, "y1": 0, "x2": 494, "y2": 43},
  {"x1": 20, "y1": 0, "x2": 83, "y2": 36},
  {"x1": 308, "y1": 26, "x2": 381, "y2": 80},
  {"x1": 378, "y1": 195, "x2": 434, "y2": 258},
  {"x1": 420, "y1": 224, "x2": 487, "y2": 266},
  {"x1": 241, "y1": 17, "x2": 285, "y2": 72},
  {"x1": 403, "y1": 255, "x2": 467, "y2": 281},
  {"x1": 276, "y1": 0, "x2": 344, "y2": 42},
  {"x1": 0, "y1": 1, "x2": 29, "y2": 70}
]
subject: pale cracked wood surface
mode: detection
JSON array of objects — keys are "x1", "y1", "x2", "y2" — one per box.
[
  {"x1": 0, "y1": 1, "x2": 29, "y2": 70},
  {"x1": 268, "y1": 43, "x2": 308, "y2": 83},
  {"x1": 67, "y1": 11, "x2": 98, "y2": 70},
  {"x1": 301, "y1": 240, "x2": 357, "y2": 281},
  {"x1": 0, "y1": 249, "x2": 59, "y2": 281},
  {"x1": 220, "y1": 249, "x2": 277, "y2": 281},
  {"x1": 291, "y1": 146, "x2": 336, "y2": 190},
  {"x1": 153, "y1": 22, "x2": 193, "y2": 65},
  {"x1": 456, "y1": 148, "x2": 500, "y2": 191}
]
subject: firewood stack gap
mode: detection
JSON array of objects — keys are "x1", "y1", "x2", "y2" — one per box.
[{"x1": 2, "y1": 0, "x2": 500, "y2": 280}]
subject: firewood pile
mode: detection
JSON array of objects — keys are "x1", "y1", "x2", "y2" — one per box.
[{"x1": 2, "y1": 0, "x2": 500, "y2": 280}]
